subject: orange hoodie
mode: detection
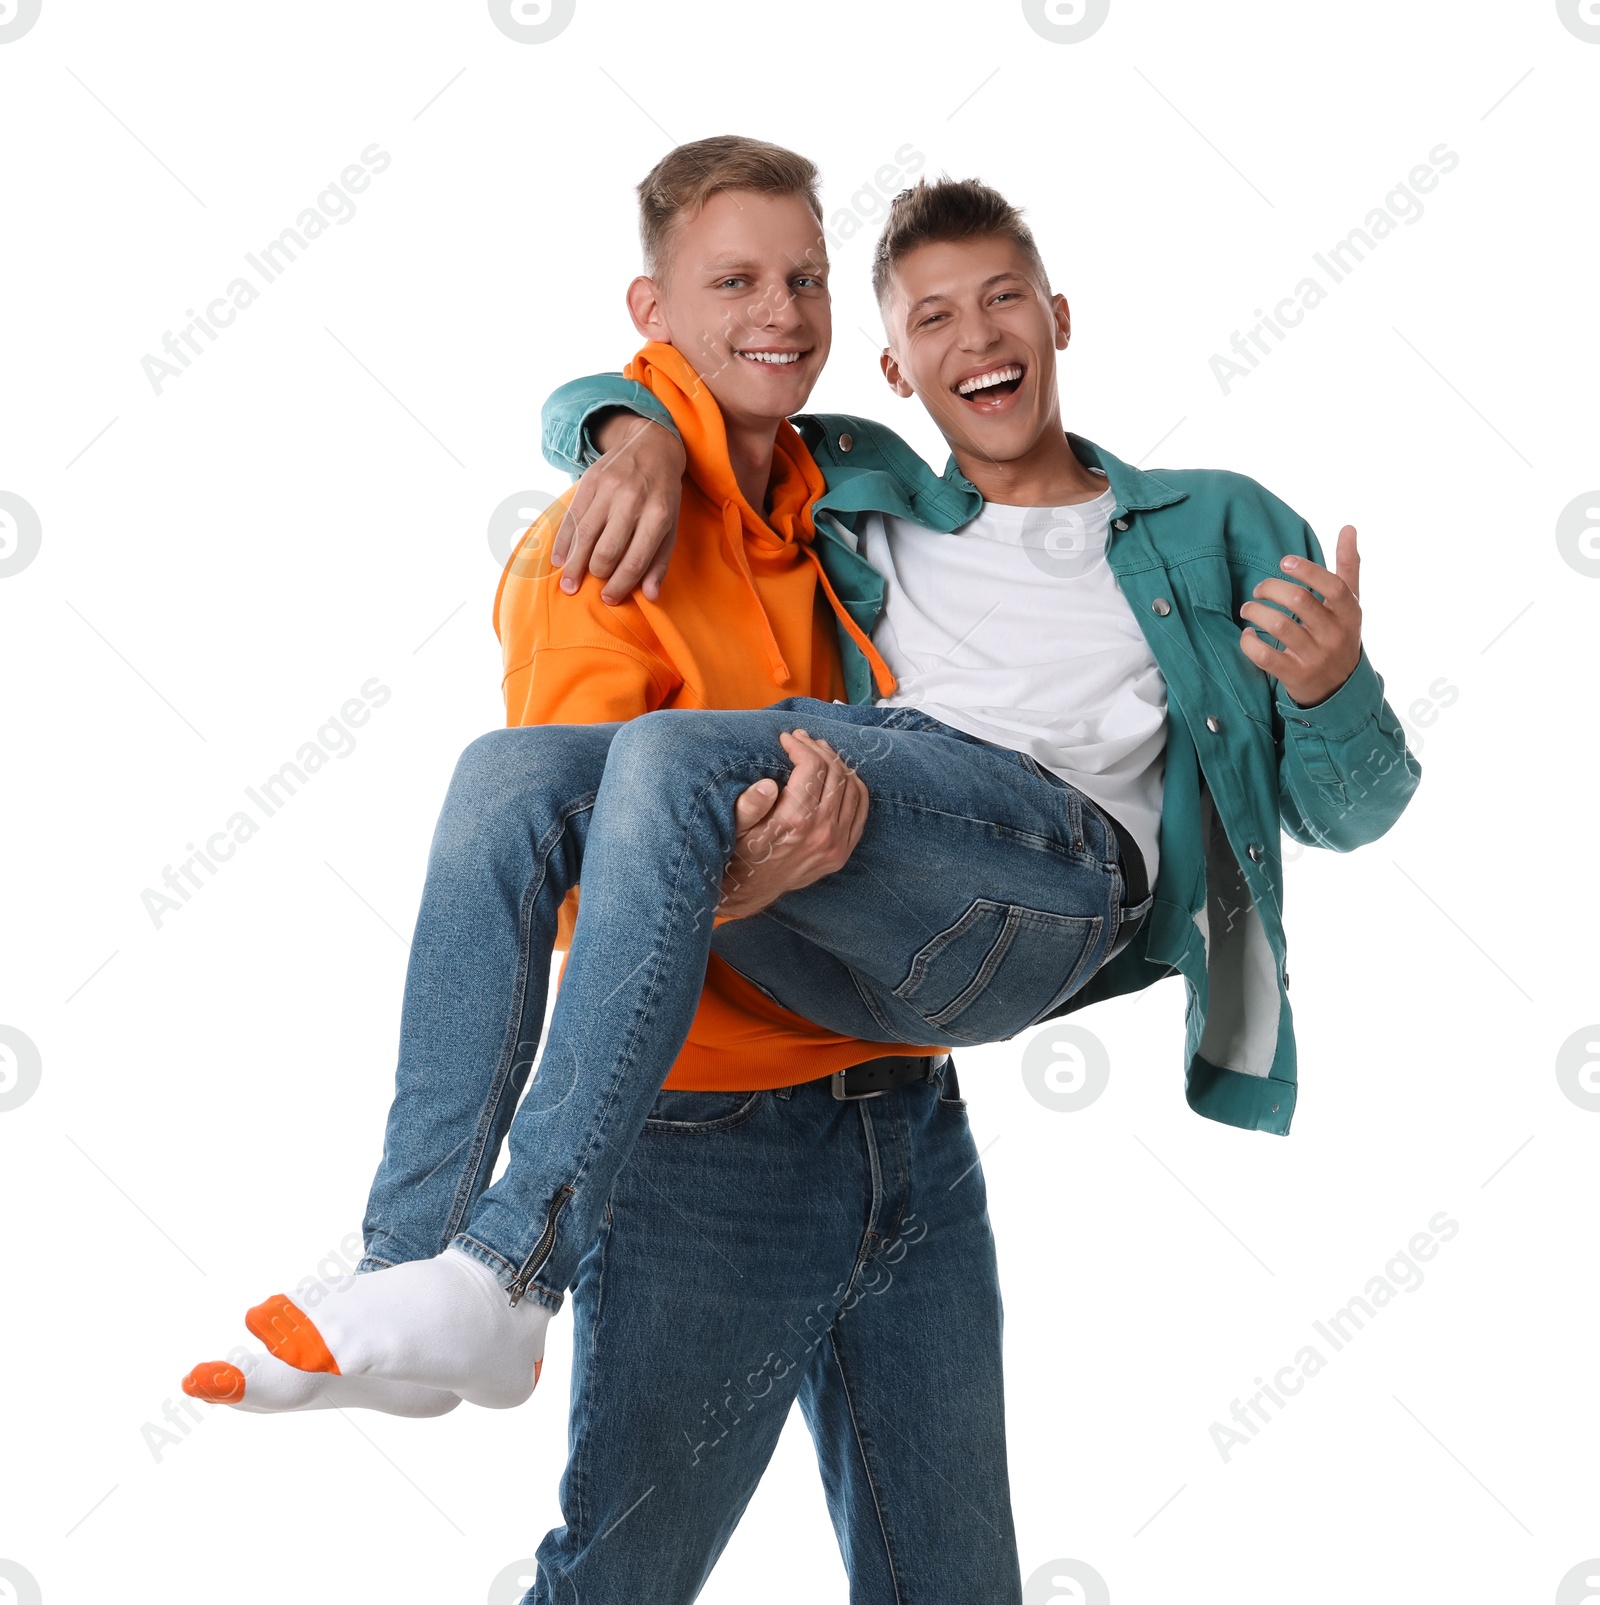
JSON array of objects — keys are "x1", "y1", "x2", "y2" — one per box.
[{"x1": 494, "y1": 343, "x2": 922, "y2": 1091}]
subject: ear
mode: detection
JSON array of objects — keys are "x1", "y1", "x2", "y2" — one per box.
[
  {"x1": 1051, "y1": 292, "x2": 1072, "y2": 351},
  {"x1": 626, "y1": 275, "x2": 668, "y2": 342},
  {"x1": 880, "y1": 345, "x2": 915, "y2": 399}
]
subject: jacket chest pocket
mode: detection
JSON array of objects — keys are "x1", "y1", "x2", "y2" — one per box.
[{"x1": 1190, "y1": 597, "x2": 1276, "y2": 729}]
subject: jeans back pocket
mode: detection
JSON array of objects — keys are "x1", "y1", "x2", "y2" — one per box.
[{"x1": 893, "y1": 898, "x2": 1104, "y2": 1044}]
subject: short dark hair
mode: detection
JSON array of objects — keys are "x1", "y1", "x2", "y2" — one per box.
[
  {"x1": 871, "y1": 177, "x2": 1049, "y2": 305},
  {"x1": 637, "y1": 136, "x2": 824, "y2": 279}
]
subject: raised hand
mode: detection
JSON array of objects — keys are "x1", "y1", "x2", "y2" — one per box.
[{"x1": 1239, "y1": 524, "x2": 1363, "y2": 708}]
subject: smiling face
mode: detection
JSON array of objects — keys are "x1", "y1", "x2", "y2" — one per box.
[
  {"x1": 627, "y1": 188, "x2": 831, "y2": 438},
  {"x1": 880, "y1": 234, "x2": 1071, "y2": 469}
]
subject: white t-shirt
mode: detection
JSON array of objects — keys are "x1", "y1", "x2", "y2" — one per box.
[{"x1": 848, "y1": 478, "x2": 1169, "y2": 886}]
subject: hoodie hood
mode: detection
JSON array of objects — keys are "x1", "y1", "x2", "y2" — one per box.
[{"x1": 624, "y1": 342, "x2": 896, "y2": 695}]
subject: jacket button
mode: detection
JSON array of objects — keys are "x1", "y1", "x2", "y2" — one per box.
[
  {"x1": 1152, "y1": 597, "x2": 1171, "y2": 616},
  {"x1": 1113, "y1": 518, "x2": 1130, "y2": 532},
  {"x1": 1205, "y1": 715, "x2": 1221, "y2": 733},
  {"x1": 1247, "y1": 843, "x2": 1265, "y2": 862},
  {"x1": 838, "y1": 432, "x2": 854, "y2": 453}
]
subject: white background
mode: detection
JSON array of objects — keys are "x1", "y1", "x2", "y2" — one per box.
[{"x1": 2, "y1": 2, "x2": 1598, "y2": 1602}]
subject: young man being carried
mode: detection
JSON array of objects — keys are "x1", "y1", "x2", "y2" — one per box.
[{"x1": 541, "y1": 173, "x2": 1415, "y2": 1160}]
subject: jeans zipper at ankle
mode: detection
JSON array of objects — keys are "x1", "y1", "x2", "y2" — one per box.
[{"x1": 507, "y1": 1185, "x2": 574, "y2": 1306}]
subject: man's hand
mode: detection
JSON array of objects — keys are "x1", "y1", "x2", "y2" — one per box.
[
  {"x1": 553, "y1": 413, "x2": 686, "y2": 605},
  {"x1": 717, "y1": 732, "x2": 869, "y2": 921},
  {"x1": 1239, "y1": 524, "x2": 1363, "y2": 708}
]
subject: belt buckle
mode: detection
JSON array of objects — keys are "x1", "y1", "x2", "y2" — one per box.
[{"x1": 830, "y1": 1068, "x2": 889, "y2": 1102}]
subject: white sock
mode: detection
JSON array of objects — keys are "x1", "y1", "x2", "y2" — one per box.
[
  {"x1": 182, "y1": 1345, "x2": 461, "y2": 1417},
  {"x1": 245, "y1": 1248, "x2": 550, "y2": 1410}
]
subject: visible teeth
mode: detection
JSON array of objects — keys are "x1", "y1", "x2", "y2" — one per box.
[
  {"x1": 739, "y1": 350, "x2": 802, "y2": 365},
  {"x1": 957, "y1": 365, "x2": 1023, "y2": 395}
]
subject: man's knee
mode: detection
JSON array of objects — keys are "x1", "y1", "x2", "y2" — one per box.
[
  {"x1": 605, "y1": 708, "x2": 773, "y2": 790},
  {"x1": 451, "y1": 726, "x2": 603, "y2": 800},
  {"x1": 437, "y1": 727, "x2": 596, "y2": 857}
]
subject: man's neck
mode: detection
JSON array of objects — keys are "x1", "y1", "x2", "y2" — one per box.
[
  {"x1": 953, "y1": 424, "x2": 1105, "y2": 508},
  {"x1": 724, "y1": 418, "x2": 781, "y2": 516}
]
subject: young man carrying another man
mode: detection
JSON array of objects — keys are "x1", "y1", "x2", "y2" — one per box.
[{"x1": 183, "y1": 137, "x2": 1418, "y2": 1605}]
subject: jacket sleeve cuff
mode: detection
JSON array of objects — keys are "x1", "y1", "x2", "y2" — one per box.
[
  {"x1": 1276, "y1": 647, "x2": 1383, "y2": 743},
  {"x1": 541, "y1": 375, "x2": 677, "y2": 474}
]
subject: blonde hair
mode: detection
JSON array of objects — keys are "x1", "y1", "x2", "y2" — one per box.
[{"x1": 637, "y1": 135, "x2": 823, "y2": 278}]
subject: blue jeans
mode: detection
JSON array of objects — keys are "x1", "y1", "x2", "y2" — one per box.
[
  {"x1": 528, "y1": 1064, "x2": 1021, "y2": 1605},
  {"x1": 361, "y1": 698, "x2": 1127, "y2": 1307}
]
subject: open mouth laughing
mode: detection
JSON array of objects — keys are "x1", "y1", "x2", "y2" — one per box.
[{"x1": 953, "y1": 362, "x2": 1026, "y2": 411}]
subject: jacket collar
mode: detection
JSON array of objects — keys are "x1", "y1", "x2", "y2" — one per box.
[
  {"x1": 937, "y1": 431, "x2": 1188, "y2": 517},
  {"x1": 810, "y1": 421, "x2": 1188, "y2": 531},
  {"x1": 1063, "y1": 433, "x2": 1189, "y2": 515}
]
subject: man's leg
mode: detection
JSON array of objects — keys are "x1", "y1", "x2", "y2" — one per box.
[
  {"x1": 708, "y1": 699, "x2": 1131, "y2": 1045},
  {"x1": 359, "y1": 720, "x2": 621, "y2": 1270},
  {"x1": 249, "y1": 698, "x2": 1120, "y2": 1395},
  {"x1": 527, "y1": 1079, "x2": 907, "y2": 1605},
  {"x1": 462, "y1": 699, "x2": 1120, "y2": 1292},
  {"x1": 190, "y1": 721, "x2": 619, "y2": 1412},
  {"x1": 797, "y1": 1060, "x2": 1022, "y2": 1605}
]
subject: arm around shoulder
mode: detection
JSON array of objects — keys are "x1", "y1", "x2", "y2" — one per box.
[
  {"x1": 539, "y1": 373, "x2": 686, "y2": 603},
  {"x1": 542, "y1": 373, "x2": 678, "y2": 477}
]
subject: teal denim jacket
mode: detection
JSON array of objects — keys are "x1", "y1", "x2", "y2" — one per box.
[{"x1": 543, "y1": 379, "x2": 1420, "y2": 1135}]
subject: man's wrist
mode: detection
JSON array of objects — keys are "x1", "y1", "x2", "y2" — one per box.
[
  {"x1": 1283, "y1": 670, "x2": 1349, "y2": 710},
  {"x1": 591, "y1": 407, "x2": 643, "y2": 455},
  {"x1": 1276, "y1": 648, "x2": 1381, "y2": 739},
  {"x1": 592, "y1": 408, "x2": 680, "y2": 462}
]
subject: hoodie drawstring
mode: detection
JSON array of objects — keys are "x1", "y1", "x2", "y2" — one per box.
[
  {"x1": 720, "y1": 500, "x2": 793, "y2": 688},
  {"x1": 722, "y1": 498, "x2": 899, "y2": 699},
  {"x1": 626, "y1": 342, "x2": 898, "y2": 700}
]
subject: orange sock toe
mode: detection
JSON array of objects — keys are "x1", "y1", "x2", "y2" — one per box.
[
  {"x1": 245, "y1": 1294, "x2": 341, "y2": 1375},
  {"x1": 183, "y1": 1361, "x2": 248, "y2": 1403}
]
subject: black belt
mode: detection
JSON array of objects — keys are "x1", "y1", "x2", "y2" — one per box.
[
  {"x1": 1099, "y1": 805, "x2": 1148, "y2": 909},
  {"x1": 832, "y1": 1052, "x2": 950, "y2": 1102}
]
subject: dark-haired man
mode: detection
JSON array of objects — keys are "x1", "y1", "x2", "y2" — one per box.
[{"x1": 547, "y1": 174, "x2": 1417, "y2": 1139}]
